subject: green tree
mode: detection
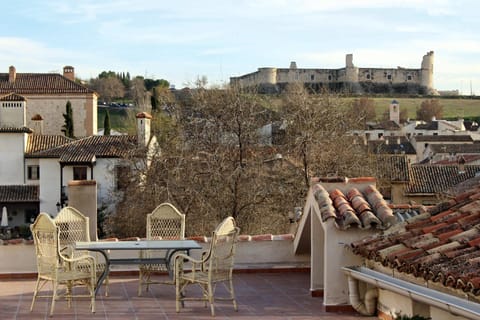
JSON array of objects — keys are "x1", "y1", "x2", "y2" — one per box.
[
  {"x1": 103, "y1": 110, "x2": 111, "y2": 136},
  {"x1": 62, "y1": 100, "x2": 74, "y2": 138}
]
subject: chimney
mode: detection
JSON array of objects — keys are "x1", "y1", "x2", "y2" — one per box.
[
  {"x1": 63, "y1": 66, "x2": 75, "y2": 81},
  {"x1": 8, "y1": 66, "x2": 16, "y2": 83},
  {"x1": 136, "y1": 112, "x2": 152, "y2": 147},
  {"x1": 31, "y1": 114, "x2": 44, "y2": 135}
]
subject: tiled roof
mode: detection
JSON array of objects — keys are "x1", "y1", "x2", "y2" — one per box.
[
  {"x1": 26, "y1": 135, "x2": 138, "y2": 163},
  {"x1": 0, "y1": 185, "x2": 39, "y2": 202},
  {"x1": 415, "y1": 121, "x2": 438, "y2": 130},
  {"x1": 0, "y1": 127, "x2": 32, "y2": 133},
  {"x1": 0, "y1": 93, "x2": 26, "y2": 101},
  {"x1": 434, "y1": 155, "x2": 480, "y2": 165},
  {"x1": 413, "y1": 135, "x2": 473, "y2": 142},
  {"x1": 374, "y1": 155, "x2": 410, "y2": 182},
  {"x1": 367, "y1": 120, "x2": 401, "y2": 130},
  {"x1": 369, "y1": 137, "x2": 416, "y2": 155},
  {"x1": 350, "y1": 186, "x2": 480, "y2": 296},
  {"x1": 429, "y1": 143, "x2": 480, "y2": 154},
  {"x1": 405, "y1": 165, "x2": 480, "y2": 194},
  {"x1": 0, "y1": 73, "x2": 94, "y2": 95},
  {"x1": 25, "y1": 135, "x2": 72, "y2": 153},
  {"x1": 312, "y1": 182, "x2": 397, "y2": 230}
]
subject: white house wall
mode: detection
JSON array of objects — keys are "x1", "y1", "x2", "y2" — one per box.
[
  {"x1": 38, "y1": 158, "x2": 61, "y2": 215},
  {"x1": 93, "y1": 158, "x2": 124, "y2": 209},
  {"x1": 0, "y1": 133, "x2": 26, "y2": 184}
]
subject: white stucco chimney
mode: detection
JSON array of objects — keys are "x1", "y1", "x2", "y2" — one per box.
[
  {"x1": 63, "y1": 66, "x2": 75, "y2": 81},
  {"x1": 136, "y1": 112, "x2": 152, "y2": 147},
  {"x1": 8, "y1": 66, "x2": 16, "y2": 83},
  {"x1": 31, "y1": 114, "x2": 44, "y2": 135}
]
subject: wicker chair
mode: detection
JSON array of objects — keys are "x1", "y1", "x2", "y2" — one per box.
[
  {"x1": 30, "y1": 212, "x2": 96, "y2": 316},
  {"x1": 54, "y1": 206, "x2": 110, "y2": 296},
  {"x1": 175, "y1": 216, "x2": 239, "y2": 316},
  {"x1": 138, "y1": 203, "x2": 185, "y2": 296}
]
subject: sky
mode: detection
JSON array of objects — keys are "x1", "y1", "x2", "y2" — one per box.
[{"x1": 1, "y1": 0, "x2": 479, "y2": 93}]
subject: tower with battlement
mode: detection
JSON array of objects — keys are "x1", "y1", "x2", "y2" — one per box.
[{"x1": 230, "y1": 51, "x2": 436, "y2": 95}]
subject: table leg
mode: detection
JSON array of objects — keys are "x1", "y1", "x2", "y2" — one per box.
[{"x1": 91, "y1": 249, "x2": 110, "y2": 296}]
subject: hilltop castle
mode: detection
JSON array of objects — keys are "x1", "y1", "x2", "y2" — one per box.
[{"x1": 230, "y1": 51, "x2": 435, "y2": 95}]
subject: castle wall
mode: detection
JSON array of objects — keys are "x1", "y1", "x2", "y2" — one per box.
[{"x1": 230, "y1": 52, "x2": 435, "y2": 94}]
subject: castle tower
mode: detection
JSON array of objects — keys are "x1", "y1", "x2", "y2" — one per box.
[
  {"x1": 257, "y1": 67, "x2": 277, "y2": 85},
  {"x1": 420, "y1": 51, "x2": 434, "y2": 91},
  {"x1": 345, "y1": 54, "x2": 358, "y2": 82},
  {"x1": 389, "y1": 99, "x2": 400, "y2": 125}
]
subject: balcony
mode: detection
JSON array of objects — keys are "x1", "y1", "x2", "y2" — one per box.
[{"x1": 0, "y1": 235, "x2": 373, "y2": 319}]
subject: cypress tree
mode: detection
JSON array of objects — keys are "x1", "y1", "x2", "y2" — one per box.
[
  {"x1": 103, "y1": 110, "x2": 111, "y2": 136},
  {"x1": 62, "y1": 100, "x2": 74, "y2": 138}
]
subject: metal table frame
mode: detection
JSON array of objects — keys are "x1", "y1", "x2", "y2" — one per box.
[{"x1": 75, "y1": 240, "x2": 202, "y2": 296}]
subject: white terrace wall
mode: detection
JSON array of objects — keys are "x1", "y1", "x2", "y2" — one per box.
[{"x1": 0, "y1": 235, "x2": 310, "y2": 275}]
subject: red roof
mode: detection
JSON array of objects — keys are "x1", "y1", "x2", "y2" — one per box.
[{"x1": 351, "y1": 186, "x2": 480, "y2": 296}]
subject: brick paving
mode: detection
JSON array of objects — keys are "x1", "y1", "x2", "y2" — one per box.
[{"x1": 0, "y1": 271, "x2": 377, "y2": 319}]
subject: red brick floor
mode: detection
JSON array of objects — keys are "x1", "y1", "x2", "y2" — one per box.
[{"x1": 0, "y1": 271, "x2": 377, "y2": 319}]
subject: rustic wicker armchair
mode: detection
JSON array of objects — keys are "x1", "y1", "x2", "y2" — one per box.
[
  {"x1": 138, "y1": 203, "x2": 185, "y2": 296},
  {"x1": 175, "y1": 216, "x2": 239, "y2": 316},
  {"x1": 54, "y1": 206, "x2": 110, "y2": 296},
  {"x1": 30, "y1": 212, "x2": 96, "y2": 316}
]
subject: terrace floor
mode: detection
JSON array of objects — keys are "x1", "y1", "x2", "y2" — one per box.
[{"x1": 0, "y1": 271, "x2": 377, "y2": 319}]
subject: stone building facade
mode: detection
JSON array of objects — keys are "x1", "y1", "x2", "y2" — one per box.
[
  {"x1": 0, "y1": 66, "x2": 97, "y2": 136},
  {"x1": 230, "y1": 51, "x2": 435, "y2": 95}
]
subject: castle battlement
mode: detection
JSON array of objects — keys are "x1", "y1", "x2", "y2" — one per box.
[{"x1": 230, "y1": 51, "x2": 435, "y2": 95}]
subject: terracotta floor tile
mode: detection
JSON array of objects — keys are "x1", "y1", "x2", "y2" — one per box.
[{"x1": 0, "y1": 272, "x2": 376, "y2": 319}]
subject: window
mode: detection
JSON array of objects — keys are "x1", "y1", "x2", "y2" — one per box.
[
  {"x1": 73, "y1": 166, "x2": 87, "y2": 180},
  {"x1": 387, "y1": 74, "x2": 392, "y2": 80},
  {"x1": 407, "y1": 75, "x2": 412, "y2": 81},
  {"x1": 328, "y1": 75, "x2": 332, "y2": 81},
  {"x1": 366, "y1": 74, "x2": 371, "y2": 80},
  {"x1": 310, "y1": 74, "x2": 315, "y2": 81},
  {"x1": 27, "y1": 165, "x2": 40, "y2": 180}
]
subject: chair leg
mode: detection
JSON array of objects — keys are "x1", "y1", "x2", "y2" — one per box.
[
  {"x1": 50, "y1": 280, "x2": 57, "y2": 316},
  {"x1": 208, "y1": 282, "x2": 215, "y2": 316},
  {"x1": 90, "y1": 279, "x2": 96, "y2": 313},
  {"x1": 229, "y1": 277, "x2": 238, "y2": 311},
  {"x1": 30, "y1": 278, "x2": 41, "y2": 311},
  {"x1": 175, "y1": 277, "x2": 181, "y2": 312}
]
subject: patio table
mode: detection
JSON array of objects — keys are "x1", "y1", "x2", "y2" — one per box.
[{"x1": 75, "y1": 240, "x2": 202, "y2": 296}]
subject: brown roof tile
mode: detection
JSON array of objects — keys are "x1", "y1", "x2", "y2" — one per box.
[
  {"x1": 25, "y1": 135, "x2": 72, "y2": 153},
  {"x1": 406, "y1": 165, "x2": 480, "y2": 195},
  {"x1": 0, "y1": 185, "x2": 39, "y2": 202},
  {"x1": 26, "y1": 135, "x2": 138, "y2": 162},
  {"x1": 0, "y1": 73, "x2": 94, "y2": 95},
  {"x1": 350, "y1": 181, "x2": 480, "y2": 296}
]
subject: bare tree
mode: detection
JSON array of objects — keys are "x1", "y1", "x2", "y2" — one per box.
[
  {"x1": 350, "y1": 97, "x2": 376, "y2": 123},
  {"x1": 130, "y1": 77, "x2": 151, "y2": 111},
  {"x1": 91, "y1": 77, "x2": 125, "y2": 103},
  {"x1": 280, "y1": 83, "x2": 374, "y2": 189},
  {"x1": 109, "y1": 86, "x2": 304, "y2": 237},
  {"x1": 416, "y1": 99, "x2": 443, "y2": 121}
]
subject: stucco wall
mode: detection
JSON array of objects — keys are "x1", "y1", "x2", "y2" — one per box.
[
  {"x1": 0, "y1": 133, "x2": 26, "y2": 184},
  {"x1": 0, "y1": 236, "x2": 310, "y2": 275}
]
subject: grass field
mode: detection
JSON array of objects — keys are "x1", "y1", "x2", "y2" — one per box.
[
  {"x1": 363, "y1": 97, "x2": 480, "y2": 120},
  {"x1": 98, "y1": 96, "x2": 480, "y2": 131}
]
